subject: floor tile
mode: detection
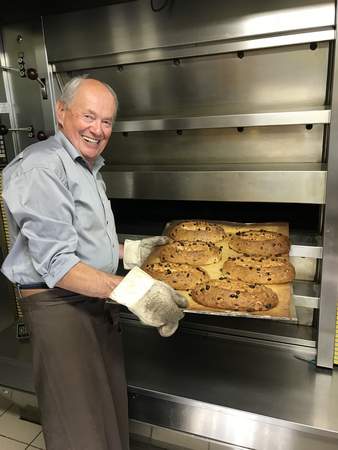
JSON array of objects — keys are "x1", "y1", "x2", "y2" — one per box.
[
  {"x1": 30, "y1": 432, "x2": 46, "y2": 449},
  {"x1": 0, "y1": 435, "x2": 27, "y2": 449},
  {"x1": 0, "y1": 405, "x2": 41, "y2": 444},
  {"x1": 0, "y1": 395, "x2": 12, "y2": 416}
]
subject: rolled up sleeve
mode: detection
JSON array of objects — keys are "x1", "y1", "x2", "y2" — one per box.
[{"x1": 3, "y1": 167, "x2": 80, "y2": 287}]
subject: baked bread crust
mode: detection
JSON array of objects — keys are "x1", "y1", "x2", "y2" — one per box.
[
  {"x1": 143, "y1": 262, "x2": 209, "y2": 290},
  {"x1": 229, "y1": 230, "x2": 290, "y2": 256},
  {"x1": 169, "y1": 221, "x2": 225, "y2": 243},
  {"x1": 191, "y1": 278, "x2": 278, "y2": 312},
  {"x1": 159, "y1": 240, "x2": 222, "y2": 265},
  {"x1": 222, "y1": 255, "x2": 295, "y2": 284}
]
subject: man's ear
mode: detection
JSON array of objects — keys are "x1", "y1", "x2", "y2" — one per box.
[{"x1": 55, "y1": 100, "x2": 66, "y2": 128}]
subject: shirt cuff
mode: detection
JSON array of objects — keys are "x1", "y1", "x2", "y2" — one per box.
[
  {"x1": 43, "y1": 253, "x2": 80, "y2": 288},
  {"x1": 109, "y1": 267, "x2": 155, "y2": 307}
]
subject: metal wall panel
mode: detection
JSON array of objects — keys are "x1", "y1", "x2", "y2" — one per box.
[
  {"x1": 102, "y1": 166, "x2": 326, "y2": 203},
  {"x1": 68, "y1": 44, "x2": 329, "y2": 119},
  {"x1": 1, "y1": 20, "x2": 55, "y2": 155},
  {"x1": 43, "y1": 0, "x2": 335, "y2": 63},
  {"x1": 104, "y1": 125, "x2": 324, "y2": 166}
]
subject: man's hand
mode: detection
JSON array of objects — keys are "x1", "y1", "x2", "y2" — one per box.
[
  {"x1": 123, "y1": 236, "x2": 170, "y2": 269},
  {"x1": 109, "y1": 267, "x2": 187, "y2": 337}
]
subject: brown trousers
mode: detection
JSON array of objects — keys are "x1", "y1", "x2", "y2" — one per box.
[{"x1": 20, "y1": 288, "x2": 129, "y2": 450}]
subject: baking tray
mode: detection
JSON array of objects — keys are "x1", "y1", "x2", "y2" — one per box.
[{"x1": 146, "y1": 220, "x2": 297, "y2": 322}]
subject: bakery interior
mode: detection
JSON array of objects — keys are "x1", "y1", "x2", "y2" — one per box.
[{"x1": 1, "y1": 0, "x2": 338, "y2": 449}]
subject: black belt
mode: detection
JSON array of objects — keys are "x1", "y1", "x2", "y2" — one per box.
[{"x1": 17, "y1": 283, "x2": 49, "y2": 289}]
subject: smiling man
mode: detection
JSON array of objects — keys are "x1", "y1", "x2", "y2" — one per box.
[
  {"x1": 1, "y1": 77, "x2": 186, "y2": 450},
  {"x1": 56, "y1": 79, "x2": 115, "y2": 167}
]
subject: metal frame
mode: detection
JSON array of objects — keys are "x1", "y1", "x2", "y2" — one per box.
[
  {"x1": 316, "y1": 1, "x2": 338, "y2": 368},
  {"x1": 112, "y1": 109, "x2": 331, "y2": 133},
  {"x1": 53, "y1": 29, "x2": 335, "y2": 71},
  {"x1": 0, "y1": 33, "x2": 19, "y2": 160}
]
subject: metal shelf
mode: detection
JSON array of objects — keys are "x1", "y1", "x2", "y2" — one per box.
[
  {"x1": 293, "y1": 281, "x2": 320, "y2": 308},
  {"x1": 113, "y1": 108, "x2": 331, "y2": 133},
  {"x1": 53, "y1": 29, "x2": 335, "y2": 71},
  {"x1": 290, "y1": 231, "x2": 323, "y2": 258},
  {"x1": 103, "y1": 163, "x2": 326, "y2": 204}
]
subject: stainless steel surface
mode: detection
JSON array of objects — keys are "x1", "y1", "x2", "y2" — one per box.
[
  {"x1": 113, "y1": 109, "x2": 331, "y2": 132},
  {"x1": 0, "y1": 65, "x2": 20, "y2": 73},
  {"x1": 43, "y1": 0, "x2": 335, "y2": 63},
  {"x1": 53, "y1": 29, "x2": 336, "y2": 71},
  {"x1": 1, "y1": 20, "x2": 55, "y2": 155},
  {"x1": 0, "y1": 32, "x2": 19, "y2": 159},
  {"x1": 316, "y1": 4, "x2": 338, "y2": 369},
  {"x1": 105, "y1": 125, "x2": 325, "y2": 167},
  {"x1": 0, "y1": 102, "x2": 10, "y2": 113},
  {"x1": 293, "y1": 281, "x2": 320, "y2": 308},
  {"x1": 69, "y1": 43, "x2": 329, "y2": 119},
  {"x1": 290, "y1": 232, "x2": 323, "y2": 258},
  {"x1": 102, "y1": 164, "x2": 326, "y2": 203},
  {"x1": 129, "y1": 391, "x2": 338, "y2": 450},
  {"x1": 1, "y1": 322, "x2": 338, "y2": 450},
  {"x1": 124, "y1": 324, "x2": 338, "y2": 449}
]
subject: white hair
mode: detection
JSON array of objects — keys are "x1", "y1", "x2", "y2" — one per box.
[{"x1": 58, "y1": 75, "x2": 118, "y2": 109}]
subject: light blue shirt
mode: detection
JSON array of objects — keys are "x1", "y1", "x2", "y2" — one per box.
[{"x1": 1, "y1": 131, "x2": 119, "y2": 287}]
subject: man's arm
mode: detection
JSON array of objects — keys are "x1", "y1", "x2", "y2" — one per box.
[{"x1": 56, "y1": 261, "x2": 123, "y2": 299}]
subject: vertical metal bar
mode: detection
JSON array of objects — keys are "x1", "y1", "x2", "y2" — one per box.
[
  {"x1": 0, "y1": 32, "x2": 20, "y2": 160},
  {"x1": 317, "y1": 1, "x2": 338, "y2": 368},
  {"x1": 41, "y1": 17, "x2": 57, "y2": 132}
]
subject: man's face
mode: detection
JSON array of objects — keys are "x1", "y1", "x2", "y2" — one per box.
[{"x1": 56, "y1": 79, "x2": 117, "y2": 165}]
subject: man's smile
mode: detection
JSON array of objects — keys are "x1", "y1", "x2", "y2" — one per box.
[{"x1": 81, "y1": 134, "x2": 101, "y2": 144}]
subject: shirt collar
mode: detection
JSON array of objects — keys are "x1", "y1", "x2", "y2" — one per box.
[{"x1": 54, "y1": 130, "x2": 105, "y2": 173}]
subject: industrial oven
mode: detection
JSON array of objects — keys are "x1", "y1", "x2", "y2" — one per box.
[{"x1": 1, "y1": 0, "x2": 338, "y2": 448}]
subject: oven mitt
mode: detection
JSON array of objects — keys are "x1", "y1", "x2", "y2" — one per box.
[
  {"x1": 109, "y1": 267, "x2": 187, "y2": 337},
  {"x1": 123, "y1": 236, "x2": 170, "y2": 269}
]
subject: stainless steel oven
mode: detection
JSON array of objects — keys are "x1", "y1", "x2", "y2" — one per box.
[{"x1": 1, "y1": 1, "x2": 338, "y2": 448}]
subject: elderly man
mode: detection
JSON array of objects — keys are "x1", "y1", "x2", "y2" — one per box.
[{"x1": 1, "y1": 77, "x2": 186, "y2": 450}]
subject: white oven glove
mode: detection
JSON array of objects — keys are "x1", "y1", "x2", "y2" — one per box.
[
  {"x1": 123, "y1": 236, "x2": 170, "y2": 269},
  {"x1": 109, "y1": 267, "x2": 187, "y2": 337}
]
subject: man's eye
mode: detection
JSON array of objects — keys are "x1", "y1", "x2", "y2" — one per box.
[
  {"x1": 103, "y1": 120, "x2": 113, "y2": 127},
  {"x1": 83, "y1": 114, "x2": 94, "y2": 121}
]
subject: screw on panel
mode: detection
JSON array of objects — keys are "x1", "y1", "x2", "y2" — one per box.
[
  {"x1": 173, "y1": 58, "x2": 181, "y2": 66},
  {"x1": 310, "y1": 42, "x2": 318, "y2": 51},
  {"x1": 237, "y1": 127, "x2": 244, "y2": 132},
  {"x1": 123, "y1": 132, "x2": 128, "y2": 137},
  {"x1": 306, "y1": 124, "x2": 313, "y2": 130},
  {"x1": 176, "y1": 129, "x2": 183, "y2": 135},
  {"x1": 237, "y1": 51, "x2": 244, "y2": 59},
  {"x1": 16, "y1": 35, "x2": 23, "y2": 43},
  {"x1": 117, "y1": 65, "x2": 124, "y2": 72}
]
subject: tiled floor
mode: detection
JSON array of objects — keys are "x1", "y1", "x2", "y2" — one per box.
[
  {"x1": 0, "y1": 396, "x2": 45, "y2": 449},
  {"x1": 0, "y1": 395, "x2": 169, "y2": 450},
  {"x1": 0, "y1": 394, "x2": 231, "y2": 450}
]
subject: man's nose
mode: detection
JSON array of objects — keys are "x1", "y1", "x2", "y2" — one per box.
[{"x1": 90, "y1": 119, "x2": 103, "y2": 135}]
